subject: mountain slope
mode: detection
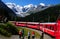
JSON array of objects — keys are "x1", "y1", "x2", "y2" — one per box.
[
  {"x1": 6, "y1": 3, "x2": 50, "y2": 17},
  {"x1": 0, "y1": 0, "x2": 16, "y2": 21},
  {"x1": 20, "y1": 4, "x2": 60, "y2": 22}
]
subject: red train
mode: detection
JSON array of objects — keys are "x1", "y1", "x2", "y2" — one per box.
[{"x1": 14, "y1": 22, "x2": 56, "y2": 37}]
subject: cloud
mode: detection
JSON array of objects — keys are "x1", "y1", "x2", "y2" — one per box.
[
  {"x1": 40, "y1": 3, "x2": 45, "y2": 6},
  {"x1": 24, "y1": 4, "x2": 34, "y2": 8}
]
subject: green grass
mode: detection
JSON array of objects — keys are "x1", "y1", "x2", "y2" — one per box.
[{"x1": 17, "y1": 27, "x2": 40, "y2": 38}]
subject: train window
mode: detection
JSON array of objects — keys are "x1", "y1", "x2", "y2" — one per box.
[
  {"x1": 52, "y1": 27, "x2": 54, "y2": 30},
  {"x1": 45, "y1": 25, "x2": 48, "y2": 28},
  {"x1": 50, "y1": 26, "x2": 51, "y2": 30},
  {"x1": 40, "y1": 24, "x2": 43, "y2": 26},
  {"x1": 44, "y1": 25, "x2": 51, "y2": 29},
  {"x1": 46, "y1": 26, "x2": 47, "y2": 28},
  {"x1": 30, "y1": 24, "x2": 35, "y2": 25},
  {"x1": 48, "y1": 26, "x2": 50, "y2": 29},
  {"x1": 44, "y1": 25, "x2": 47, "y2": 28},
  {"x1": 50, "y1": 26, "x2": 54, "y2": 30},
  {"x1": 46, "y1": 26, "x2": 49, "y2": 29},
  {"x1": 27, "y1": 24, "x2": 35, "y2": 26}
]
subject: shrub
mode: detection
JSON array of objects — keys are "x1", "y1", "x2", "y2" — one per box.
[
  {"x1": 0, "y1": 24, "x2": 7, "y2": 30},
  {"x1": 0, "y1": 28, "x2": 11, "y2": 37},
  {"x1": 6, "y1": 22, "x2": 19, "y2": 35},
  {"x1": 0, "y1": 22, "x2": 19, "y2": 37}
]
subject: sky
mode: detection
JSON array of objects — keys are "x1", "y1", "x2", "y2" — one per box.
[{"x1": 2, "y1": 0, "x2": 60, "y2": 6}]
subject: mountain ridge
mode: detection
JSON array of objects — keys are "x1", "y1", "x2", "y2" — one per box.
[
  {"x1": 6, "y1": 3, "x2": 51, "y2": 17},
  {"x1": 17, "y1": 4, "x2": 60, "y2": 22}
]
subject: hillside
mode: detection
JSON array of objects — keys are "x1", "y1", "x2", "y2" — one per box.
[
  {"x1": 0, "y1": 0, "x2": 16, "y2": 22},
  {"x1": 19, "y1": 4, "x2": 60, "y2": 22}
]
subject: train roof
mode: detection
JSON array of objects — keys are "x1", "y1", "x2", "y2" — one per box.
[{"x1": 18, "y1": 22, "x2": 56, "y2": 24}]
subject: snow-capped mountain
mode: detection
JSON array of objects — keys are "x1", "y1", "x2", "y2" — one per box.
[{"x1": 6, "y1": 3, "x2": 51, "y2": 17}]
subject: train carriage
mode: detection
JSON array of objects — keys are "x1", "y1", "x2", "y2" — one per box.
[{"x1": 14, "y1": 4, "x2": 60, "y2": 38}]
